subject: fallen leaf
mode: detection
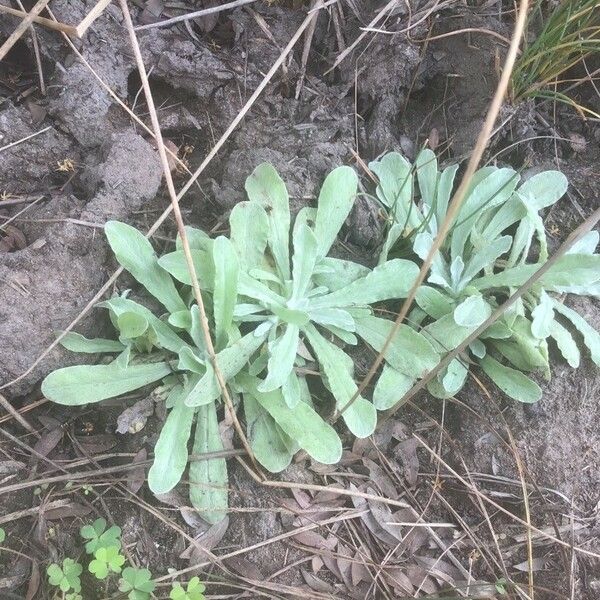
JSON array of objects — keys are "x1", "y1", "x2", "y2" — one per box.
[
  {"x1": 301, "y1": 569, "x2": 335, "y2": 593},
  {"x1": 568, "y1": 132, "x2": 587, "y2": 153},
  {"x1": 181, "y1": 516, "x2": 229, "y2": 565},
  {"x1": 224, "y1": 556, "x2": 264, "y2": 580},
  {"x1": 116, "y1": 397, "x2": 154, "y2": 434},
  {"x1": 75, "y1": 433, "x2": 117, "y2": 455},
  {"x1": 31, "y1": 426, "x2": 64, "y2": 463},
  {"x1": 395, "y1": 438, "x2": 420, "y2": 487},
  {"x1": 127, "y1": 448, "x2": 147, "y2": 493},
  {"x1": 25, "y1": 559, "x2": 40, "y2": 600},
  {"x1": 156, "y1": 490, "x2": 206, "y2": 530},
  {"x1": 336, "y1": 542, "x2": 353, "y2": 590},
  {"x1": 351, "y1": 551, "x2": 371, "y2": 586},
  {"x1": 44, "y1": 502, "x2": 92, "y2": 520}
]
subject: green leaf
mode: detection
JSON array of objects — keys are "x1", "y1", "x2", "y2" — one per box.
[
  {"x1": 309, "y1": 259, "x2": 419, "y2": 309},
  {"x1": 480, "y1": 355, "x2": 542, "y2": 403},
  {"x1": 243, "y1": 393, "x2": 295, "y2": 472},
  {"x1": 472, "y1": 254, "x2": 600, "y2": 291},
  {"x1": 117, "y1": 312, "x2": 149, "y2": 339},
  {"x1": 291, "y1": 224, "x2": 318, "y2": 301},
  {"x1": 308, "y1": 307, "x2": 356, "y2": 331},
  {"x1": 453, "y1": 295, "x2": 491, "y2": 328},
  {"x1": 354, "y1": 315, "x2": 439, "y2": 378},
  {"x1": 450, "y1": 168, "x2": 519, "y2": 261},
  {"x1": 119, "y1": 567, "x2": 156, "y2": 597},
  {"x1": 460, "y1": 235, "x2": 512, "y2": 285},
  {"x1": 552, "y1": 301, "x2": 600, "y2": 365},
  {"x1": 158, "y1": 249, "x2": 215, "y2": 290},
  {"x1": 229, "y1": 201, "x2": 269, "y2": 271},
  {"x1": 148, "y1": 388, "x2": 196, "y2": 495},
  {"x1": 434, "y1": 163, "x2": 458, "y2": 227},
  {"x1": 80, "y1": 518, "x2": 121, "y2": 554},
  {"x1": 259, "y1": 325, "x2": 299, "y2": 392},
  {"x1": 105, "y1": 221, "x2": 186, "y2": 313},
  {"x1": 414, "y1": 286, "x2": 453, "y2": 319},
  {"x1": 0, "y1": 527, "x2": 5, "y2": 543},
  {"x1": 170, "y1": 577, "x2": 206, "y2": 600},
  {"x1": 99, "y1": 296, "x2": 190, "y2": 353},
  {"x1": 47, "y1": 559, "x2": 82, "y2": 593},
  {"x1": 59, "y1": 332, "x2": 125, "y2": 354},
  {"x1": 185, "y1": 331, "x2": 266, "y2": 407},
  {"x1": 189, "y1": 402, "x2": 228, "y2": 524},
  {"x1": 530, "y1": 290, "x2": 554, "y2": 339},
  {"x1": 240, "y1": 374, "x2": 342, "y2": 464},
  {"x1": 491, "y1": 316, "x2": 548, "y2": 372},
  {"x1": 415, "y1": 148, "x2": 438, "y2": 210},
  {"x1": 423, "y1": 313, "x2": 477, "y2": 352},
  {"x1": 177, "y1": 226, "x2": 213, "y2": 252},
  {"x1": 313, "y1": 166, "x2": 358, "y2": 257},
  {"x1": 212, "y1": 236, "x2": 239, "y2": 348},
  {"x1": 304, "y1": 325, "x2": 377, "y2": 438},
  {"x1": 245, "y1": 163, "x2": 291, "y2": 280},
  {"x1": 373, "y1": 365, "x2": 414, "y2": 410},
  {"x1": 42, "y1": 362, "x2": 171, "y2": 406},
  {"x1": 89, "y1": 546, "x2": 125, "y2": 579},
  {"x1": 441, "y1": 359, "x2": 468, "y2": 395},
  {"x1": 516, "y1": 170, "x2": 568, "y2": 210},
  {"x1": 549, "y1": 320, "x2": 580, "y2": 368}
]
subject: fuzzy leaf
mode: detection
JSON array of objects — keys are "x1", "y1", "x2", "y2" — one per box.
[
  {"x1": 42, "y1": 362, "x2": 171, "y2": 406},
  {"x1": 105, "y1": 221, "x2": 186, "y2": 313},
  {"x1": 423, "y1": 313, "x2": 477, "y2": 352},
  {"x1": 354, "y1": 315, "x2": 439, "y2": 378},
  {"x1": 373, "y1": 365, "x2": 414, "y2": 410},
  {"x1": 414, "y1": 286, "x2": 453, "y2": 319},
  {"x1": 243, "y1": 393, "x2": 295, "y2": 472},
  {"x1": 291, "y1": 224, "x2": 318, "y2": 301},
  {"x1": 552, "y1": 301, "x2": 600, "y2": 365},
  {"x1": 117, "y1": 312, "x2": 148, "y2": 339},
  {"x1": 415, "y1": 148, "x2": 438, "y2": 210},
  {"x1": 531, "y1": 290, "x2": 555, "y2": 339},
  {"x1": 480, "y1": 355, "x2": 542, "y2": 403},
  {"x1": 59, "y1": 332, "x2": 125, "y2": 354},
  {"x1": 259, "y1": 325, "x2": 300, "y2": 392},
  {"x1": 308, "y1": 259, "x2": 419, "y2": 309},
  {"x1": 148, "y1": 387, "x2": 196, "y2": 494},
  {"x1": 245, "y1": 163, "x2": 291, "y2": 279},
  {"x1": 309, "y1": 307, "x2": 356, "y2": 331},
  {"x1": 240, "y1": 375, "x2": 342, "y2": 464},
  {"x1": 99, "y1": 297, "x2": 190, "y2": 353},
  {"x1": 313, "y1": 257, "x2": 370, "y2": 291},
  {"x1": 212, "y1": 236, "x2": 239, "y2": 348},
  {"x1": 549, "y1": 320, "x2": 580, "y2": 368},
  {"x1": 176, "y1": 226, "x2": 213, "y2": 252},
  {"x1": 185, "y1": 331, "x2": 267, "y2": 406},
  {"x1": 453, "y1": 295, "x2": 491, "y2": 328},
  {"x1": 304, "y1": 325, "x2": 377, "y2": 438},
  {"x1": 158, "y1": 249, "x2": 215, "y2": 290},
  {"x1": 313, "y1": 166, "x2": 358, "y2": 257},
  {"x1": 460, "y1": 235, "x2": 512, "y2": 285},
  {"x1": 229, "y1": 201, "x2": 269, "y2": 271},
  {"x1": 189, "y1": 401, "x2": 228, "y2": 524},
  {"x1": 435, "y1": 163, "x2": 458, "y2": 227},
  {"x1": 517, "y1": 170, "x2": 568, "y2": 210}
]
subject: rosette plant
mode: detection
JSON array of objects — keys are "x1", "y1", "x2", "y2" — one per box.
[
  {"x1": 42, "y1": 163, "x2": 440, "y2": 522},
  {"x1": 372, "y1": 149, "x2": 600, "y2": 402}
]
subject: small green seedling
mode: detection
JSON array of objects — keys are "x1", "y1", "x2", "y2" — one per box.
[
  {"x1": 47, "y1": 558, "x2": 83, "y2": 593},
  {"x1": 89, "y1": 545, "x2": 126, "y2": 579},
  {"x1": 118, "y1": 567, "x2": 156, "y2": 600},
  {"x1": 81, "y1": 517, "x2": 121, "y2": 554},
  {"x1": 0, "y1": 527, "x2": 5, "y2": 544},
  {"x1": 170, "y1": 577, "x2": 206, "y2": 600}
]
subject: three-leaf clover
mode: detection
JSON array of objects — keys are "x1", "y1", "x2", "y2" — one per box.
[
  {"x1": 81, "y1": 517, "x2": 121, "y2": 553},
  {"x1": 118, "y1": 567, "x2": 156, "y2": 600},
  {"x1": 89, "y1": 545, "x2": 126, "y2": 579},
  {"x1": 47, "y1": 558, "x2": 83, "y2": 592},
  {"x1": 170, "y1": 577, "x2": 206, "y2": 600}
]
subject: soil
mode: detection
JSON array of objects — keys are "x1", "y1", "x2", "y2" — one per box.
[{"x1": 1, "y1": 1, "x2": 599, "y2": 599}]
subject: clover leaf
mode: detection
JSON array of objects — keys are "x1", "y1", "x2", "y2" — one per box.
[
  {"x1": 118, "y1": 567, "x2": 156, "y2": 600},
  {"x1": 80, "y1": 517, "x2": 121, "y2": 554},
  {"x1": 170, "y1": 577, "x2": 206, "y2": 600},
  {"x1": 47, "y1": 558, "x2": 83, "y2": 593},
  {"x1": 89, "y1": 545, "x2": 125, "y2": 579}
]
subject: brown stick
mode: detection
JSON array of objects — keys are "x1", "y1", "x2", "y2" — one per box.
[
  {"x1": 0, "y1": 0, "x2": 52, "y2": 61},
  {"x1": 75, "y1": 0, "x2": 113, "y2": 37},
  {"x1": 0, "y1": 4, "x2": 77, "y2": 37},
  {"x1": 0, "y1": 392, "x2": 38, "y2": 436}
]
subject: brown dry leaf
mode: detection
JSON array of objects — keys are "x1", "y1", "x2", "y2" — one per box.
[
  {"x1": 513, "y1": 556, "x2": 547, "y2": 572},
  {"x1": 31, "y1": 426, "x2": 63, "y2": 463},
  {"x1": 224, "y1": 556, "x2": 264, "y2": 580},
  {"x1": 293, "y1": 530, "x2": 336, "y2": 551},
  {"x1": 25, "y1": 559, "x2": 40, "y2": 600},
  {"x1": 181, "y1": 516, "x2": 229, "y2": 565},
  {"x1": 44, "y1": 502, "x2": 92, "y2": 520},
  {"x1": 351, "y1": 551, "x2": 371, "y2": 587},
  {"x1": 156, "y1": 490, "x2": 205, "y2": 529},
  {"x1": 311, "y1": 555, "x2": 323, "y2": 572},
  {"x1": 76, "y1": 433, "x2": 117, "y2": 455},
  {"x1": 301, "y1": 568, "x2": 335, "y2": 593},
  {"x1": 415, "y1": 556, "x2": 462, "y2": 587},
  {"x1": 193, "y1": 0, "x2": 220, "y2": 32},
  {"x1": 351, "y1": 488, "x2": 399, "y2": 547},
  {"x1": 395, "y1": 438, "x2": 420, "y2": 487},
  {"x1": 290, "y1": 487, "x2": 312, "y2": 509},
  {"x1": 127, "y1": 448, "x2": 147, "y2": 493},
  {"x1": 362, "y1": 457, "x2": 399, "y2": 500},
  {"x1": 116, "y1": 397, "x2": 154, "y2": 434},
  {"x1": 0, "y1": 225, "x2": 27, "y2": 252},
  {"x1": 139, "y1": 0, "x2": 165, "y2": 25},
  {"x1": 407, "y1": 564, "x2": 438, "y2": 595},
  {"x1": 336, "y1": 542, "x2": 353, "y2": 590},
  {"x1": 383, "y1": 566, "x2": 414, "y2": 595},
  {"x1": 568, "y1": 132, "x2": 587, "y2": 153},
  {"x1": 0, "y1": 556, "x2": 30, "y2": 590},
  {"x1": 428, "y1": 127, "x2": 440, "y2": 150},
  {"x1": 395, "y1": 508, "x2": 428, "y2": 554}
]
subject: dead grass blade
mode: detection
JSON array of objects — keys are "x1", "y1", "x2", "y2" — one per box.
[{"x1": 0, "y1": 0, "x2": 51, "y2": 61}]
